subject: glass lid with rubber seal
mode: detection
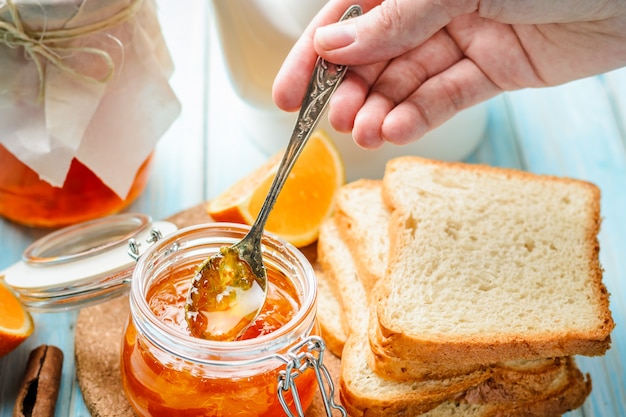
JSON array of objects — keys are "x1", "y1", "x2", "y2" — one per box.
[{"x1": 0, "y1": 213, "x2": 177, "y2": 312}]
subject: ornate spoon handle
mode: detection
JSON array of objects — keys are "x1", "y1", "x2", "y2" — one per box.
[{"x1": 238, "y1": 5, "x2": 363, "y2": 273}]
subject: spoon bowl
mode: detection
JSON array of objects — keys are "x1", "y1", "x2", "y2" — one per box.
[
  {"x1": 185, "y1": 5, "x2": 363, "y2": 341},
  {"x1": 185, "y1": 245, "x2": 267, "y2": 341}
]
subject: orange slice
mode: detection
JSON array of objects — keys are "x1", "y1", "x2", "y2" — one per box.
[
  {"x1": 0, "y1": 278, "x2": 34, "y2": 357},
  {"x1": 208, "y1": 130, "x2": 345, "y2": 247}
]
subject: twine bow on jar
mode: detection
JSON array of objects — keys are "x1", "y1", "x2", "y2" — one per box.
[{"x1": 0, "y1": 0, "x2": 144, "y2": 100}]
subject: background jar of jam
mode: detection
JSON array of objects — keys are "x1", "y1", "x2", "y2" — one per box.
[
  {"x1": 121, "y1": 223, "x2": 321, "y2": 417},
  {"x1": 0, "y1": 145, "x2": 153, "y2": 228},
  {"x1": 0, "y1": 0, "x2": 180, "y2": 228}
]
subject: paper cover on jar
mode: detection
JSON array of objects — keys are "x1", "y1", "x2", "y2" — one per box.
[{"x1": 0, "y1": 0, "x2": 181, "y2": 199}]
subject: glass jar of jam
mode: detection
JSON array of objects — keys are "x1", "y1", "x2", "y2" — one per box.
[{"x1": 121, "y1": 223, "x2": 324, "y2": 417}]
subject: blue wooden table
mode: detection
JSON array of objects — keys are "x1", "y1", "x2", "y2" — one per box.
[{"x1": 1, "y1": 1, "x2": 625, "y2": 416}]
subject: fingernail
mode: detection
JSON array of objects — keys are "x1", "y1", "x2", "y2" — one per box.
[{"x1": 316, "y1": 22, "x2": 356, "y2": 50}]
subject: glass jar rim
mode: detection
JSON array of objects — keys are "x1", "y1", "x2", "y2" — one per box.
[{"x1": 129, "y1": 222, "x2": 318, "y2": 366}]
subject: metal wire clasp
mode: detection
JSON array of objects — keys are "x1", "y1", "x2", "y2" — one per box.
[
  {"x1": 127, "y1": 227, "x2": 165, "y2": 261},
  {"x1": 277, "y1": 335, "x2": 346, "y2": 417}
]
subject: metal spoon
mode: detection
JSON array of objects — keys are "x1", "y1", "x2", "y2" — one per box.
[{"x1": 185, "y1": 5, "x2": 363, "y2": 342}]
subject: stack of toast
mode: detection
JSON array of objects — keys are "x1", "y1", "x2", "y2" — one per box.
[{"x1": 315, "y1": 156, "x2": 614, "y2": 416}]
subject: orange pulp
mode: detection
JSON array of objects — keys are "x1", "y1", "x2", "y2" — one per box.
[{"x1": 0, "y1": 279, "x2": 34, "y2": 357}]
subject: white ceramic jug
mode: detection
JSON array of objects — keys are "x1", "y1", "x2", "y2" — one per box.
[{"x1": 209, "y1": 0, "x2": 488, "y2": 180}]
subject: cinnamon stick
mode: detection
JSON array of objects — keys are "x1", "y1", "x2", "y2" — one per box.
[{"x1": 13, "y1": 345, "x2": 63, "y2": 417}]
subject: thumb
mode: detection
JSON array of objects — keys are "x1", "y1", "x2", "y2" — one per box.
[{"x1": 314, "y1": 0, "x2": 475, "y2": 65}]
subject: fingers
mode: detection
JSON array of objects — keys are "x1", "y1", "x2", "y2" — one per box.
[
  {"x1": 273, "y1": 0, "x2": 476, "y2": 111},
  {"x1": 379, "y1": 58, "x2": 501, "y2": 147},
  {"x1": 325, "y1": 28, "x2": 462, "y2": 145},
  {"x1": 327, "y1": 58, "x2": 390, "y2": 133},
  {"x1": 272, "y1": 26, "x2": 319, "y2": 112},
  {"x1": 349, "y1": 29, "x2": 463, "y2": 149},
  {"x1": 273, "y1": 0, "x2": 371, "y2": 112},
  {"x1": 342, "y1": 29, "x2": 502, "y2": 148},
  {"x1": 326, "y1": 71, "x2": 370, "y2": 133},
  {"x1": 314, "y1": 0, "x2": 477, "y2": 65}
]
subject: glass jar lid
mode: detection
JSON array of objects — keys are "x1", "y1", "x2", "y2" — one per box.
[{"x1": 1, "y1": 213, "x2": 177, "y2": 312}]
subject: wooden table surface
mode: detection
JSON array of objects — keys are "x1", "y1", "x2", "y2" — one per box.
[{"x1": 1, "y1": 1, "x2": 625, "y2": 416}]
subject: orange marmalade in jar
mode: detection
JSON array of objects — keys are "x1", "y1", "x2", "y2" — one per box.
[
  {"x1": 121, "y1": 223, "x2": 323, "y2": 417},
  {"x1": 0, "y1": 144, "x2": 153, "y2": 228}
]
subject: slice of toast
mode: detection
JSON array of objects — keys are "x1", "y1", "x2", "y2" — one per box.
[
  {"x1": 317, "y1": 216, "x2": 590, "y2": 416},
  {"x1": 392, "y1": 365, "x2": 591, "y2": 417},
  {"x1": 318, "y1": 218, "x2": 370, "y2": 338},
  {"x1": 314, "y1": 263, "x2": 347, "y2": 357},
  {"x1": 372, "y1": 156, "x2": 614, "y2": 374},
  {"x1": 333, "y1": 179, "x2": 390, "y2": 296},
  {"x1": 341, "y1": 332, "x2": 590, "y2": 417}
]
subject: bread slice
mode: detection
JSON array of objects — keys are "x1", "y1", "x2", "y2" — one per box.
[
  {"x1": 368, "y1": 298, "x2": 573, "y2": 382},
  {"x1": 321, "y1": 212, "x2": 573, "y2": 380},
  {"x1": 326, "y1": 177, "x2": 608, "y2": 382},
  {"x1": 333, "y1": 179, "x2": 391, "y2": 296},
  {"x1": 339, "y1": 331, "x2": 589, "y2": 417},
  {"x1": 317, "y1": 216, "x2": 590, "y2": 416},
  {"x1": 341, "y1": 340, "x2": 590, "y2": 417},
  {"x1": 314, "y1": 263, "x2": 347, "y2": 357},
  {"x1": 318, "y1": 218, "x2": 370, "y2": 338},
  {"x1": 400, "y1": 363, "x2": 590, "y2": 417},
  {"x1": 372, "y1": 156, "x2": 614, "y2": 375}
]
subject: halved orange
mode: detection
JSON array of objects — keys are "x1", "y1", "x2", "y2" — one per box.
[
  {"x1": 208, "y1": 130, "x2": 345, "y2": 247},
  {"x1": 0, "y1": 278, "x2": 34, "y2": 357}
]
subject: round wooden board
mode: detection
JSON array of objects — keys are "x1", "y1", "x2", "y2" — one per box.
[{"x1": 74, "y1": 203, "x2": 342, "y2": 417}]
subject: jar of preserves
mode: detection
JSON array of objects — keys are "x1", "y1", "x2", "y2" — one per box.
[
  {"x1": 120, "y1": 223, "x2": 339, "y2": 417},
  {"x1": 0, "y1": 144, "x2": 153, "y2": 228},
  {"x1": 0, "y1": 0, "x2": 180, "y2": 228}
]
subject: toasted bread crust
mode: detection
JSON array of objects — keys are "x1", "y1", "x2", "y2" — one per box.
[
  {"x1": 318, "y1": 217, "x2": 371, "y2": 339},
  {"x1": 334, "y1": 179, "x2": 390, "y2": 297},
  {"x1": 370, "y1": 276, "x2": 612, "y2": 380},
  {"x1": 342, "y1": 332, "x2": 590, "y2": 417},
  {"x1": 372, "y1": 156, "x2": 614, "y2": 374},
  {"x1": 315, "y1": 264, "x2": 347, "y2": 357}
]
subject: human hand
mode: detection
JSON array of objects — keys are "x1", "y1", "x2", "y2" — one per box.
[{"x1": 272, "y1": 0, "x2": 626, "y2": 149}]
